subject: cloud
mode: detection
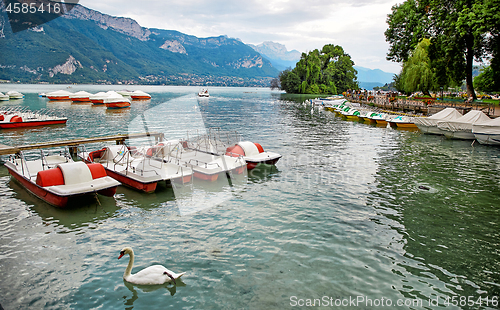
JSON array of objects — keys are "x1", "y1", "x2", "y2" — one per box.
[{"x1": 80, "y1": 0, "x2": 401, "y2": 72}]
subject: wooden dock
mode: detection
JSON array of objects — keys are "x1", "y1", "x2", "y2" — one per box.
[{"x1": 0, "y1": 132, "x2": 164, "y2": 156}]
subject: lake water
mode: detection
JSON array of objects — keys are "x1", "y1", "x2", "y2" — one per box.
[{"x1": 0, "y1": 85, "x2": 498, "y2": 309}]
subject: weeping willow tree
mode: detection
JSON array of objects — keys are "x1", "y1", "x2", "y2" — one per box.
[
  {"x1": 279, "y1": 44, "x2": 358, "y2": 94},
  {"x1": 397, "y1": 38, "x2": 436, "y2": 95}
]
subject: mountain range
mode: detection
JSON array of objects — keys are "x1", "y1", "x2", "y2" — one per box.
[
  {"x1": 0, "y1": 3, "x2": 395, "y2": 88},
  {"x1": 354, "y1": 66, "x2": 396, "y2": 90},
  {"x1": 249, "y1": 42, "x2": 302, "y2": 71},
  {"x1": 0, "y1": 4, "x2": 277, "y2": 86}
]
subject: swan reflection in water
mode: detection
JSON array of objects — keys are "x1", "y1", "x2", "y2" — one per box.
[{"x1": 123, "y1": 279, "x2": 186, "y2": 309}]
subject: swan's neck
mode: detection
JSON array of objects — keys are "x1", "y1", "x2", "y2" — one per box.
[{"x1": 124, "y1": 252, "x2": 134, "y2": 278}]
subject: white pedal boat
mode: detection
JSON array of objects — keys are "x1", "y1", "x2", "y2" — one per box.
[
  {"x1": 81, "y1": 144, "x2": 193, "y2": 193},
  {"x1": 150, "y1": 140, "x2": 247, "y2": 182}
]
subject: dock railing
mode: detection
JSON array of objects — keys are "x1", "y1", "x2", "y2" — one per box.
[
  {"x1": 347, "y1": 94, "x2": 498, "y2": 117},
  {"x1": 0, "y1": 132, "x2": 164, "y2": 156}
]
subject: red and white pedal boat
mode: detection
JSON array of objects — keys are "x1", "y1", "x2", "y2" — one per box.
[
  {"x1": 5, "y1": 151, "x2": 120, "y2": 207},
  {"x1": 150, "y1": 140, "x2": 247, "y2": 182},
  {"x1": 225, "y1": 141, "x2": 282, "y2": 170},
  {"x1": 0, "y1": 109, "x2": 67, "y2": 129},
  {"x1": 80, "y1": 144, "x2": 193, "y2": 193}
]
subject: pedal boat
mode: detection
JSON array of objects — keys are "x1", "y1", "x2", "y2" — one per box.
[
  {"x1": 4, "y1": 152, "x2": 120, "y2": 207},
  {"x1": 6, "y1": 91, "x2": 24, "y2": 99},
  {"x1": 81, "y1": 144, "x2": 193, "y2": 192},
  {"x1": 225, "y1": 141, "x2": 282, "y2": 170},
  {"x1": 0, "y1": 110, "x2": 67, "y2": 129},
  {"x1": 390, "y1": 115, "x2": 419, "y2": 129},
  {"x1": 150, "y1": 140, "x2": 247, "y2": 182}
]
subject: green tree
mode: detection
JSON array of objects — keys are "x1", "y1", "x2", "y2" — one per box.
[
  {"x1": 400, "y1": 38, "x2": 435, "y2": 95},
  {"x1": 473, "y1": 0, "x2": 500, "y2": 91},
  {"x1": 474, "y1": 66, "x2": 497, "y2": 92},
  {"x1": 270, "y1": 77, "x2": 280, "y2": 90},
  {"x1": 385, "y1": 0, "x2": 499, "y2": 100},
  {"x1": 279, "y1": 44, "x2": 357, "y2": 94},
  {"x1": 279, "y1": 69, "x2": 300, "y2": 93},
  {"x1": 385, "y1": 0, "x2": 430, "y2": 63},
  {"x1": 393, "y1": 72, "x2": 405, "y2": 94}
]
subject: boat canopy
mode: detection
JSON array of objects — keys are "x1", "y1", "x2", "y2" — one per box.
[
  {"x1": 47, "y1": 90, "x2": 72, "y2": 96},
  {"x1": 437, "y1": 110, "x2": 491, "y2": 132},
  {"x1": 413, "y1": 108, "x2": 462, "y2": 127},
  {"x1": 472, "y1": 116, "x2": 500, "y2": 135}
]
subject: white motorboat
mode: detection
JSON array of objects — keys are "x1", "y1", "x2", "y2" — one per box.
[
  {"x1": 117, "y1": 90, "x2": 134, "y2": 97},
  {"x1": 104, "y1": 91, "x2": 131, "y2": 109},
  {"x1": 130, "y1": 90, "x2": 151, "y2": 100},
  {"x1": 89, "y1": 92, "x2": 109, "y2": 105},
  {"x1": 413, "y1": 108, "x2": 463, "y2": 135},
  {"x1": 70, "y1": 91, "x2": 93, "y2": 102},
  {"x1": 0, "y1": 92, "x2": 10, "y2": 101},
  {"x1": 6, "y1": 91, "x2": 24, "y2": 99},
  {"x1": 4, "y1": 150, "x2": 120, "y2": 207},
  {"x1": 198, "y1": 89, "x2": 209, "y2": 97},
  {"x1": 437, "y1": 110, "x2": 491, "y2": 140},
  {"x1": 46, "y1": 90, "x2": 72, "y2": 100},
  {"x1": 472, "y1": 117, "x2": 500, "y2": 145}
]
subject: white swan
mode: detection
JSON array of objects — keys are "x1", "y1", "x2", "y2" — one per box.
[{"x1": 118, "y1": 247, "x2": 185, "y2": 285}]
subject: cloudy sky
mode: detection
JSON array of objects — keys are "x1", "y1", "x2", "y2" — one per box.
[{"x1": 80, "y1": 0, "x2": 402, "y2": 73}]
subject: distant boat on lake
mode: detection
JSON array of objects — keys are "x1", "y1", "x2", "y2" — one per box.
[{"x1": 198, "y1": 88, "x2": 209, "y2": 97}]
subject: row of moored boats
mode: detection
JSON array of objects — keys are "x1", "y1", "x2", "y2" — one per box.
[
  {"x1": 41, "y1": 90, "x2": 152, "y2": 109},
  {"x1": 4, "y1": 130, "x2": 282, "y2": 208},
  {"x1": 311, "y1": 98, "x2": 500, "y2": 145}
]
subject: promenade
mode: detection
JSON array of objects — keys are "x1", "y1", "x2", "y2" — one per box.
[{"x1": 347, "y1": 94, "x2": 499, "y2": 117}]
